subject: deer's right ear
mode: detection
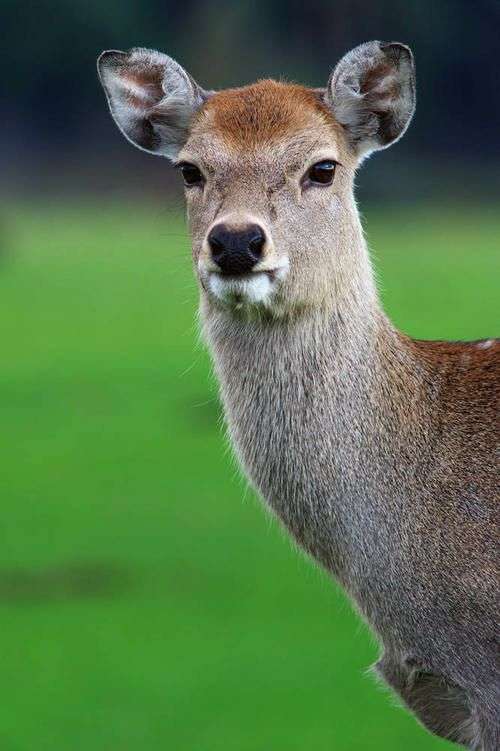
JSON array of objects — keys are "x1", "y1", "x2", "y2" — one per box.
[{"x1": 97, "y1": 48, "x2": 210, "y2": 160}]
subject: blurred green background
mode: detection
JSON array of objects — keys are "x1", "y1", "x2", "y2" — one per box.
[{"x1": 1, "y1": 1, "x2": 499, "y2": 749}]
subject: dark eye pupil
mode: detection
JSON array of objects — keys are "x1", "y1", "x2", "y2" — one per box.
[
  {"x1": 180, "y1": 164, "x2": 203, "y2": 186},
  {"x1": 308, "y1": 161, "x2": 336, "y2": 185}
]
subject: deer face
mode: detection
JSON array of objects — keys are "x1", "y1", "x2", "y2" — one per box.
[
  {"x1": 98, "y1": 42, "x2": 415, "y2": 317},
  {"x1": 178, "y1": 81, "x2": 356, "y2": 316}
]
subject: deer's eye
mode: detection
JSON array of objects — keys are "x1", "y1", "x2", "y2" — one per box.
[
  {"x1": 305, "y1": 160, "x2": 337, "y2": 186},
  {"x1": 179, "y1": 162, "x2": 204, "y2": 187}
]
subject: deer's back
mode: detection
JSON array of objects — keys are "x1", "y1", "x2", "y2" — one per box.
[{"x1": 411, "y1": 336, "x2": 499, "y2": 512}]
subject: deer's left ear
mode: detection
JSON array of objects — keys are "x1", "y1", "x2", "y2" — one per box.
[
  {"x1": 325, "y1": 41, "x2": 416, "y2": 158},
  {"x1": 97, "y1": 47, "x2": 210, "y2": 160}
]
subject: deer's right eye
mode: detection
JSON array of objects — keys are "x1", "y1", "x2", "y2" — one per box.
[{"x1": 179, "y1": 163, "x2": 204, "y2": 187}]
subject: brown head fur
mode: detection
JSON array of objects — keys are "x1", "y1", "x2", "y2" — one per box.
[{"x1": 197, "y1": 79, "x2": 343, "y2": 148}]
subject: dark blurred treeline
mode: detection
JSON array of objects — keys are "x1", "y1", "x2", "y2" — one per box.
[{"x1": 3, "y1": 0, "x2": 499, "y2": 201}]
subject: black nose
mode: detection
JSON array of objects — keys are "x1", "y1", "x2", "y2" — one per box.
[{"x1": 208, "y1": 223, "x2": 266, "y2": 275}]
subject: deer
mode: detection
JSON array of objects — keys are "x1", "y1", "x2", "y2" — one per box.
[{"x1": 97, "y1": 41, "x2": 499, "y2": 749}]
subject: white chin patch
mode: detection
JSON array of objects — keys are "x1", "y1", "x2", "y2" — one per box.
[{"x1": 208, "y1": 271, "x2": 274, "y2": 307}]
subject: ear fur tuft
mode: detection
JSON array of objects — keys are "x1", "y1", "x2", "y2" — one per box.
[
  {"x1": 97, "y1": 47, "x2": 210, "y2": 159},
  {"x1": 325, "y1": 41, "x2": 416, "y2": 158}
]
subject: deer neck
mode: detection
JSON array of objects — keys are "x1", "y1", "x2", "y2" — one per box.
[{"x1": 200, "y1": 226, "x2": 427, "y2": 584}]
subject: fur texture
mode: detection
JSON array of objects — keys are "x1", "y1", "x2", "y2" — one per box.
[
  {"x1": 97, "y1": 47, "x2": 209, "y2": 158},
  {"x1": 98, "y1": 40, "x2": 499, "y2": 749},
  {"x1": 326, "y1": 41, "x2": 416, "y2": 155}
]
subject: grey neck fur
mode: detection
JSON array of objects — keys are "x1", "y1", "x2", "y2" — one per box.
[{"x1": 201, "y1": 221, "x2": 433, "y2": 640}]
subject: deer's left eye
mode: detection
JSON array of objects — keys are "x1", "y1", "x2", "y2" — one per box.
[
  {"x1": 179, "y1": 162, "x2": 204, "y2": 187},
  {"x1": 305, "y1": 160, "x2": 337, "y2": 186}
]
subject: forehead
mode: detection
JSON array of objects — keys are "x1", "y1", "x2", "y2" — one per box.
[{"x1": 186, "y1": 79, "x2": 344, "y2": 162}]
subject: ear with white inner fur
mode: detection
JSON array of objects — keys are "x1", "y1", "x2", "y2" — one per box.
[
  {"x1": 97, "y1": 47, "x2": 210, "y2": 160},
  {"x1": 325, "y1": 41, "x2": 416, "y2": 158}
]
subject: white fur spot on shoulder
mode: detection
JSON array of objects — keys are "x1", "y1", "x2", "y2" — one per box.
[{"x1": 477, "y1": 339, "x2": 494, "y2": 349}]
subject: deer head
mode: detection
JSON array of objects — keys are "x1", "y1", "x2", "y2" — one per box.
[{"x1": 98, "y1": 42, "x2": 415, "y2": 318}]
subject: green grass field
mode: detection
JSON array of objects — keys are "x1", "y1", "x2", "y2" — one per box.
[{"x1": 1, "y1": 202, "x2": 498, "y2": 750}]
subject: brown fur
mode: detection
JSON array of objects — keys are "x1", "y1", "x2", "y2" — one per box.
[
  {"x1": 408, "y1": 337, "x2": 499, "y2": 470},
  {"x1": 197, "y1": 79, "x2": 342, "y2": 147},
  {"x1": 122, "y1": 67, "x2": 162, "y2": 90},
  {"x1": 361, "y1": 61, "x2": 395, "y2": 94}
]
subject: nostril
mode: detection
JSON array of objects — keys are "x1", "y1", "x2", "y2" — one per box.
[
  {"x1": 208, "y1": 231, "x2": 226, "y2": 266},
  {"x1": 208, "y1": 234, "x2": 224, "y2": 257},
  {"x1": 248, "y1": 231, "x2": 265, "y2": 259}
]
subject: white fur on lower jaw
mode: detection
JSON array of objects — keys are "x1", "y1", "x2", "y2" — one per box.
[{"x1": 202, "y1": 261, "x2": 289, "y2": 310}]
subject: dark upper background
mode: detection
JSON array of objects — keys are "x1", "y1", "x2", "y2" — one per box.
[{"x1": 3, "y1": 0, "x2": 499, "y2": 203}]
